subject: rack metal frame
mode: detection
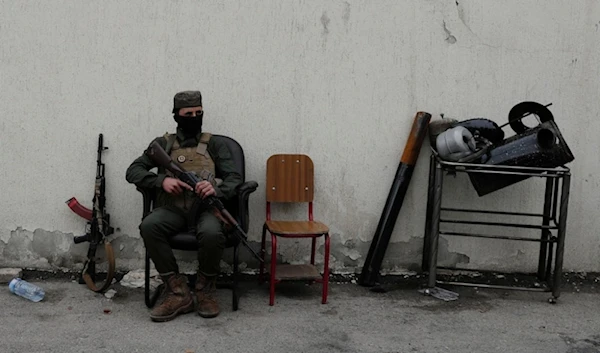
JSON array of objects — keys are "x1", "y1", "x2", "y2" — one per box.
[{"x1": 421, "y1": 153, "x2": 571, "y2": 302}]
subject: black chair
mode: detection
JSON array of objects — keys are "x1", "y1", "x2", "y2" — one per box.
[{"x1": 136, "y1": 134, "x2": 258, "y2": 311}]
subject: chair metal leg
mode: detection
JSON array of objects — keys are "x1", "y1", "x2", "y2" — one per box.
[
  {"x1": 322, "y1": 233, "x2": 330, "y2": 304},
  {"x1": 145, "y1": 250, "x2": 152, "y2": 308},
  {"x1": 232, "y1": 244, "x2": 239, "y2": 311},
  {"x1": 269, "y1": 233, "x2": 277, "y2": 306},
  {"x1": 259, "y1": 224, "x2": 267, "y2": 283}
]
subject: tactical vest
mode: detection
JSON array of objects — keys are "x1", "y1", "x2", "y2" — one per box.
[{"x1": 161, "y1": 132, "x2": 215, "y2": 210}]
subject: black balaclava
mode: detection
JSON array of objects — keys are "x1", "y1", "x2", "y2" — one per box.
[{"x1": 174, "y1": 112, "x2": 203, "y2": 138}]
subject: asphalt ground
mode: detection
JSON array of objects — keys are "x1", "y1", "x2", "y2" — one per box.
[{"x1": 1, "y1": 272, "x2": 599, "y2": 353}]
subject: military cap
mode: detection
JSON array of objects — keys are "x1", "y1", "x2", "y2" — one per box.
[{"x1": 172, "y1": 90, "x2": 202, "y2": 113}]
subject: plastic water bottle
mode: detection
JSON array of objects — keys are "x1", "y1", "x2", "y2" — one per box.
[{"x1": 8, "y1": 278, "x2": 45, "y2": 302}]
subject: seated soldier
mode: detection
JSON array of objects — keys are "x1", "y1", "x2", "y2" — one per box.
[{"x1": 126, "y1": 90, "x2": 242, "y2": 322}]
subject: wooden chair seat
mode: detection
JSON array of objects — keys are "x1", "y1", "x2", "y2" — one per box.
[{"x1": 265, "y1": 220, "x2": 329, "y2": 236}]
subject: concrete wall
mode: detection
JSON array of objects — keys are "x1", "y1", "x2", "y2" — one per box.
[{"x1": 1, "y1": 0, "x2": 598, "y2": 275}]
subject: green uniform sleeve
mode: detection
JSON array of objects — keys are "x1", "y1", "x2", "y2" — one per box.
[
  {"x1": 125, "y1": 137, "x2": 168, "y2": 189},
  {"x1": 209, "y1": 139, "x2": 243, "y2": 200}
]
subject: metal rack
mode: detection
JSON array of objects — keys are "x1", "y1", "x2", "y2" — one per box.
[{"x1": 421, "y1": 153, "x2": 571, "y2": 302}]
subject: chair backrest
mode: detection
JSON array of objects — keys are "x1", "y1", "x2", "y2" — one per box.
[
  {"x1": 207, "y1": 135, "x2": 247, "y2": 229},
  {"x1": 211, "y1": 134, "x2": 245, "y2": 181},
  {"x1": 266, "y1": 154, "x2": 314, "y2": 203}
]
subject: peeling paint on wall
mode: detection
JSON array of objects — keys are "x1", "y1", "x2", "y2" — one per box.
[
  {"x1": 0, "y1": 227, "x2": 152, "y2": 272},
  {"x1": 1, "y1": 227, "x2": 84, "y2": 270},
  {"x1": 0, "y1": 225, "x2": 468, "y2": 276}
]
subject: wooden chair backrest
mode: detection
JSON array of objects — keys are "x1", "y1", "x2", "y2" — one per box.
[{"x1": 266, "y1": 154, "x2": 314, "y2": 203}]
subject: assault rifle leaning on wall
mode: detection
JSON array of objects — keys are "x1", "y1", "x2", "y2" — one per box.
[{"x1": 66, "y1": 133, "x2": 115, "y2": 293}]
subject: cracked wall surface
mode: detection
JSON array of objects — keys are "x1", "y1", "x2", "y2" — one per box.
[{"x1": 1, "y1": 0, "x2": 599, "y2": 274}]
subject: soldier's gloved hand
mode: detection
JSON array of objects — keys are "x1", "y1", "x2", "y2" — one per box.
[
  {"x1": 162, "y1": 177, "x2": 193, "y2": 195},
  {"x1": 195, "y1": 180, "x2": 216, "y2": 199}
]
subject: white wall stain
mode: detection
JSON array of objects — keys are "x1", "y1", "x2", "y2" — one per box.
[{"x1": 0, "y1": 0, "x2": 599, "y2": 273}]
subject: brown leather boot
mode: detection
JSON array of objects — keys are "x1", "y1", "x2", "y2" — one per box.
[
  {"x1": 195, "y1": 273, "x2": 220, "y2": 318},
  {"x1": 150, "y1": 274, "x2": 194, "y2": 322}
]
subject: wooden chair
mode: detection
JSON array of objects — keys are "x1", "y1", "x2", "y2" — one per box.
[
  {"x1": 136, "y1": 134, "x2": 258, "y2": 311},
  {"x1": 259, "y1": 154, "x2": 330, "y2": 305}
]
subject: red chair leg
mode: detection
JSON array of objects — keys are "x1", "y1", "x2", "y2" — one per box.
[
  {"x1": 269, "y1": 233, "x2": 277, "y2": 306},
  {"x1": 322, "y1": 233, "x2": 330, "y2": 304},
  {"x1": 259, "y1": 224, "x2": 267, "y2": 283}
]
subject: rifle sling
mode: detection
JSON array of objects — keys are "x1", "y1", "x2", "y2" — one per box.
[{"x1": 82, "y1": 242, "x2": 116, "y2": 293}]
